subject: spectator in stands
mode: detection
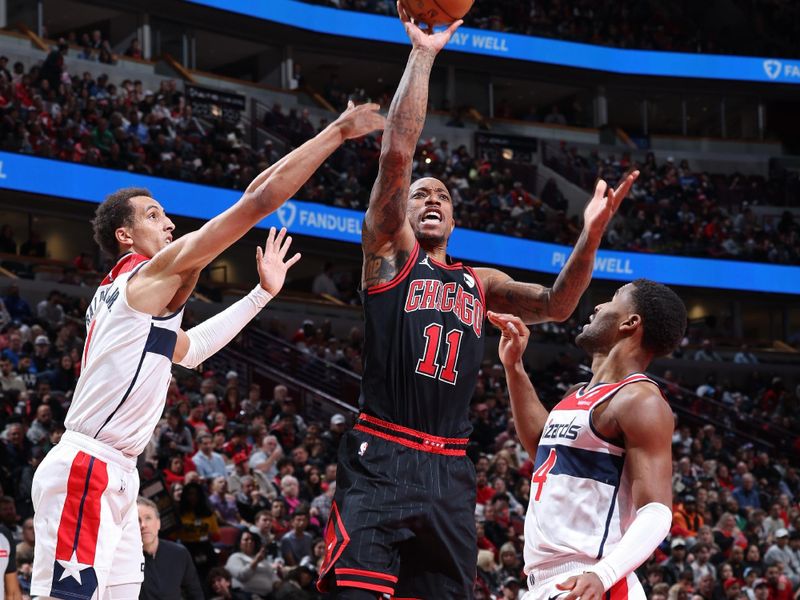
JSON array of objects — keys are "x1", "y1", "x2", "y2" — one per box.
[
  {"x1": 138, "y1": 497, "x2": 203, "y2": 600},
  {"x1": 0, "y1": 357, "x2": 24, "y2": 393},
  {"x1": 312, "y1": 262, "x2": 339, "y2": 298},
  {"x1": 733, "y1": 473, "x2": 762, "y2": 511},
  {"x1": 158, "y1": 408, "x2": 194, "y2": 466},
  {"x1": 32, "y1": 335, "x2": 54, "y2": 372},
  {"x1": 192, "y1": 432, "x2": 228, "y2": 481},
  {"x1": 3, "y1": 284, "x2": 30, "y2": 322},
  {"x1": 765, "y1": 564, "x2": 792, "y2": 600},
  {"x1": 691, "y1": 542, "x2": 717, "y2": 582},
  {"x1": 764, "y1": 529, "x2": 800, "y2": 586},
  {"x1": 209, "y1": 476, "x2": 242, "y2": 526},
  {"x1": 694, "y1": 339, "x2": 723, "y2": 362},
  {"x1": 734, "y1": 344, "x2": 759, "y2": 365},
  {"x1": 662, "y1": 538, "x2": 690, "y2": 585},
  {"x1": 175, "y1": 481, "x2": 220, "y2": 581},
  {"x1": 249, "y1": 434, "x2": 283, "y2": 482},
  {"x1": 279, "y1": 506, "x2": 313, "y2": 566},
  {"x1": 225, "y1": 528, "x2": 280, "y2": 598},
  {"x1": 36, "y1": 291, "x2": 65, "y2": 329},
  {"x1": 124, "y1": 38, "x2": 143, "y2": 59},
  {"x1": 25, "y1": 404, "x2": 52, "y2": 447}
]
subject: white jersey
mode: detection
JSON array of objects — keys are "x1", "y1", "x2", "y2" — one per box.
[
  {"x1": 65, "y1": 253, "x2": 183, "y2": 457},
  {"x1": 523, "y1": 373, "x2": 663, "y2": 576}
]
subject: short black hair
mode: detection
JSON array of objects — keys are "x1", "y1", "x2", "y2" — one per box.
[
  {"x1": 92, "y1": 187, "x2": 151, "y2": 257},
  {"x1": 629, "y1": 279, "x2": 687, "y2": 357}
]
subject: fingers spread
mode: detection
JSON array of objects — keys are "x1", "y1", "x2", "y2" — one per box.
[
  {"x1": 285, "y1": 252, "x2": 302, "y2": 268},
  {"x1": 279, "y1": 235, "x2": 292, "y2": 260},
  {"x1": 266, "y1": 226, "x2": 276, "y2": 246}
]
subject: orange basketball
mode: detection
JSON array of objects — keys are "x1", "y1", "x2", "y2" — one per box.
[{"x1": 400, "y1": 0, "x2": 474, "y2": 26}]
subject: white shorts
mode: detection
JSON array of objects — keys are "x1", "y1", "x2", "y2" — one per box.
[
  {"x1": 31, "y1": 430, "x2": 144, "y2": 600},
  {"x1": 522, "y1": 560, "x2": 645, "y2": 600}
]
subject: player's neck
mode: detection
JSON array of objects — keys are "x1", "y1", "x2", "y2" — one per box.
[
  {"x1": 588, "y1": 344, "x2": 649, "y2": 386},
  {"x1": 419, "y1": 239, "x2": 448, "y2": 264}
]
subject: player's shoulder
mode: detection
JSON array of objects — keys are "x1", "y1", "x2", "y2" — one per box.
[{"x1": 611, "y1": 379, "x2": 673, "y2": 434}]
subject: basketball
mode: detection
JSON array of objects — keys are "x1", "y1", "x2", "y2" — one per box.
[{"x1": 400, "y1": 0, "x2": 474, "y2": 26}]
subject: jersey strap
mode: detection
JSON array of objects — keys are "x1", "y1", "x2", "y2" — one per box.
[{"x1": 100, "y1": 253, "x2": 149, "y2": 286}]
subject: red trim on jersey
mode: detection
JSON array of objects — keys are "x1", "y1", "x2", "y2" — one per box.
[
  {"x1": 429, "y1": 255, "x2": 463, "y2": 270},
  {"x1": 54, "y1": 452, "x2": 109, "y2": 564},
  {"x1": 465, "y1": 265, "x2": 486, "y2": 306},
  {"x1": 366, "y1": 243, "x2": 420, "y2": 295},
  {"x1": 334, "y1": 568, "x2": 398, "y2": 583},
  {"x1": 358, "y1": 413, "x2": 469, "y2": 444},
  {"x1": 554, "y1": 374, "x2": 658, "y2": 411},
  {"x1": 336, "y1": 581, "x2": 395, "y2": 595},
  {"x1": 354, "y1": 424, "x2": 466, "y2": 456},
  {"x1": 610, "y1": 575, "x2": 629, "y2": 600},
  {"x1": 317, "y1": 501, "x2": 350, "y2": 584},
  {"x1": 100, "y1": 253, "x2": 149, "y2": 286},
  {"x1": 82, "y1": 319, "x2": 97, "y2": 368}
]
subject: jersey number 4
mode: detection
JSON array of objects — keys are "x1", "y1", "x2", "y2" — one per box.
[
  {"x1": 416, "y1": 323, "x2": 464, "y2": 385},
  {"x1": 532, "y1": 448, "x2": 557, "y2": 501}
]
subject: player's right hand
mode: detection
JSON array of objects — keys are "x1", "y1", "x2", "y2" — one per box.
[
  {"x1": 333, "y1": 101, "x2": 385, "y2": 141},
  {"x1": 397, "y1": 1, "x2": 463, "y2": 52},
  {"x1": 488, "y1": 311, "x2": 530, "y2": 367}
]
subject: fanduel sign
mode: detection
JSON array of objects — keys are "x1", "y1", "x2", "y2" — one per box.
[
  {"x1": 0, "y1": 151, "x2": 798, "y2": 294},
  {"x1": 187, "y1": 0, "x2": 800, "y2": 85}
]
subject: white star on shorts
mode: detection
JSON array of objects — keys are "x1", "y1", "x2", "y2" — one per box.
[{"x1": 57, "y1": 550, "x2": 92, "y2": 585}]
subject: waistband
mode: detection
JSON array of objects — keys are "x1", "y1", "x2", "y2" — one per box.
[
  {"x1": 527, "y1": 559, "x2": 598, "y2": 588},
  {"x1": 62, "y1": 430, "x2": 137, "y2": 472},
  {"x1": 354, "y1": 413, "x2": 469, "y2": 456}
]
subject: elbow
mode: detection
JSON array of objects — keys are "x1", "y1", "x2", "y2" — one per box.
[{"x1": 379, "y1": 145, "x2": 409, "y2": 166}]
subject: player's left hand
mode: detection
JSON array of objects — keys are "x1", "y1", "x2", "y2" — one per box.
[
  {"x1": 583, "y1": 170, "x2": 639, "y2": 239},
  {"x1": 257, "y1": 227, "x2": 301, "y2": 296},
  {"x1": 557, "y1": 572, "x2": 605, "y2": 600}
]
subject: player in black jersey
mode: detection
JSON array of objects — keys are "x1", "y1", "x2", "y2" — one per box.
[{"x1": 317, "y1": 4, "x2": 640, "y2": 599}]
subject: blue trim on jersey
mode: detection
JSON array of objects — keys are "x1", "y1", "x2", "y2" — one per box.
[
  {"x1": 144, "y1": 325, "x2": 178, "y2": 358},
  {"x1": 152, "y1": 303, "x2": 186, "y2": 321},
  {"x1": 72, "y1": 457, "x2": 95, "y2": 553},
  {"x1": 596, "y1": 482, "x2": 620, "y2": 559},
  {"x1": 535, "y1": 444, "x2": 624, "y2": 487},
  {"x1": 94, "y1": 323, "x2": 173, "y2": 437}
]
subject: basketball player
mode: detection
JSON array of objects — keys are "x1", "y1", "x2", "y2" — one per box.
[
  {"x1": 317, "y1": 4, "x2": 638, "y2": 599},
  {"x1": 30, "y1": 102, "x2": 384, "y2": 600},
  {"x1": 489, "y1": 279, "x2": 687, "y2": 600}
]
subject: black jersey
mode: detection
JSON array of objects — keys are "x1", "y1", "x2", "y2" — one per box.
[{"x1": 360, "y1": 242, "x2": 486, "y2": 438}]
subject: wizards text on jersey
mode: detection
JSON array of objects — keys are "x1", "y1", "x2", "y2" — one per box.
[{"x1": 403, "y1": 278, "x2": 484, "y2": 337}]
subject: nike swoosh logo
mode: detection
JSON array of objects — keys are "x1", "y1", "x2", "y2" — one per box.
[{"x1": 548, "y1": 593, "x2": 568, "y2": 600}]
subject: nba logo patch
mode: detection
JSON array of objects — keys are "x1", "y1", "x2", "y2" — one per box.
[{"x1": 358, "y1": 442, "x2": 368, "y2": 456}]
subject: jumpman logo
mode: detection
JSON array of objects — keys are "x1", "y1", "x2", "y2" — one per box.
[{"x1": 419, "y1": 255, "x2": 434, "y2": 270}]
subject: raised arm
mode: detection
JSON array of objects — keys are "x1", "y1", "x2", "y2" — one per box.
[
  {"x1": 129, "y1": 103, "x2": 384, "y2": 315},
  {"x1": 475, "y1": 172, "x2": 639, "y2": 324},
  {"x1": 361, "y1": 3, "x2": 461, "y2": 288},
  {"x1": 489, "y1": 312, "x2": 549, "y2": 457}
]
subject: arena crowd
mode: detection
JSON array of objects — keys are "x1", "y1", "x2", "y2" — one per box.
[{"x1": 1, "y1": 278, "x2": 800, "y2": 598}]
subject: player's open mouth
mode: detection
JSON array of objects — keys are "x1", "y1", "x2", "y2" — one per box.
[{"x1": 421, "y1": 210, "x2": 442, "y2": 223}]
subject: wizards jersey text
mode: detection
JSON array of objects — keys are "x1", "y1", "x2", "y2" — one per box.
[
  {"x1": 523, "y1": 373, "x2": 665, "y2": 576},
  {"x1": 359, "y1": 242, "x2": 485, "y2": 438},
  {"x1": 64, "y1": 253, "x2": 184, "y2": 457}
]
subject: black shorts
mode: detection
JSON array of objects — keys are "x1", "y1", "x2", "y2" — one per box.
[{"x1": 317, "y1": 413, "x2": 477, "y2": 599}]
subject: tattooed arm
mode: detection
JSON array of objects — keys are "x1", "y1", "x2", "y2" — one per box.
[
  {"x1": 475, "y1": 172, "x2": 640, "y2": 324},
  {"x1": 361, "y1": 4, "x2": 462, "y2": 289}
]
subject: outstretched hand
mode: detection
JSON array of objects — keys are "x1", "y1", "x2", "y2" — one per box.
[
  {"x1": 256, "y1": 227, "x2": 301, "y2": 296},
  {"x1": 488, "y1": 311, "x2": 530, "y2": 368},
  {"x1": 397, "y1": 0, "x2": 463, "y2": 53},
  {"x1": 333, "y1": 100, "x2": 386, "y2": 141},
  {"x1": 583, "y1": 170, "x2": 640, "y2": 238}
]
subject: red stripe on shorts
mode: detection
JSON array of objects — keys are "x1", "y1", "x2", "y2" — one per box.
[
  {"x1": 54, "y1": 451, "x2": 109, "y2": 564},
  {"x1": 610, "y1": 575, "x2": 629, "y2": 600}
]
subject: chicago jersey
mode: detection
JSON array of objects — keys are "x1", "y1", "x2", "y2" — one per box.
[
  {"x1": 65, "y1": 253, "x2": 183, "y2": 457},
  {"x1": 360, "y1": 242, "x2": 485, "y2": 437},
  {"x1": 523, "y1": 373, "x2": 664, "y2": 574}
]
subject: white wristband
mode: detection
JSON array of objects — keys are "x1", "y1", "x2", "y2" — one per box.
[{"x1": 586, "y1": 502, "x2": 672, "y2": 591}]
